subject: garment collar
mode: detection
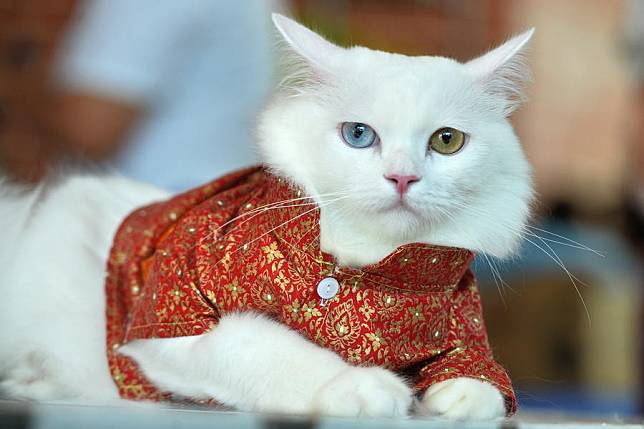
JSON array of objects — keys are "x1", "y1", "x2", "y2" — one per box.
[{"x1": 261, "y1": 172, "x2": 474, "y2": 291}]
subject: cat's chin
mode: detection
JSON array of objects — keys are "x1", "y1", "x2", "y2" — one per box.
[
  {"x1": 369, "y1": 205, "x2": 428, "y2": 236},
  {"x1": 382, "y1": 198, "x2": 421, "y2": 215},
  {"x1": 376, "y1": 200, "x2": 452, "y2": 239},
  {"x1": 319, "y1": 204, "x2": 432, "y2": 267}
]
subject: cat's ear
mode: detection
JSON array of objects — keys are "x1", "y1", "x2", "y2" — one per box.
[
  {"x1": 465, "y1": 29, "x2": 535, "y2": 115},
  {"x1": 272, "y1": 13, "x2": 344, "y2": 70}
]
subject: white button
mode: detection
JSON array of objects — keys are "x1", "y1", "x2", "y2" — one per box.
[{"x1": 317, "y1": 277, "x2": 340, "y2": 300}]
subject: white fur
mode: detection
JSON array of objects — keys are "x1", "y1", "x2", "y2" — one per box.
[
  {"x1": 420, "y1": 378, "x2": 505, "y2": 420},
  {"x1": 120, "y1": 312, "x2": 412, "y2": 417},
  {"x1": 0, "y1": 14, "x2": 533, "y2": 421},
  {"x1": 0, "y1": 174, "x2": 167, "y2": 400}
]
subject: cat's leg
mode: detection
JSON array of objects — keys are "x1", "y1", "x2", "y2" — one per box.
[
  {"x1": 0, "y1": 351, "x2": 119, "y2": 401},
  {"x1": 417, "y1": 378, "x2": 505, "y2": 420},
  {"x1": 120, "y1": 312, "x2": 413, "y2": 417}
]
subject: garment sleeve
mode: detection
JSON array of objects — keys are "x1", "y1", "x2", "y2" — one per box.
[
  {"x1": 415, "y1": 345, "x2": 517, "y2": 415},
  {"x1": 55, "y1": 0, "x2": 213, "y2": 103},
  {"x1": 414, "y1": 280, "x2": 517, "y2": 415}
]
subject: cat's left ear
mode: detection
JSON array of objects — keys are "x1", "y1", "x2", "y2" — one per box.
[
  {"x1": 465, "y1": 29, "x2": 535, "y2": 115},
  {"x1": 272, "y1": 13, "x2": 344, "y2": 71}
]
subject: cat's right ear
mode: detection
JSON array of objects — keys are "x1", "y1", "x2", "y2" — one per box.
[
  {"x1": 272, "y1": 13, "x2": 344, "y2": 71},
  {"x1": 465, "y1": 28, "x2": 535, "y2": 115}
]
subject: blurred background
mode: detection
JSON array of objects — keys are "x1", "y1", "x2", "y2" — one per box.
[{"x1": 0, "y1": 0, "x2": 642, "y2": 422}]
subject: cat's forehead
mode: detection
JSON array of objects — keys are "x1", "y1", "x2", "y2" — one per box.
[
  {"x1": 331, "y1": 48, "x2": 478, "y2": 127},
  {"x1": 347, "y1": 47, "x2": 458, "y2": 76}
]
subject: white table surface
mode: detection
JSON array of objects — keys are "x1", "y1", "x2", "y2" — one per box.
[{"x1": 0, "y1": 400, "x2": 640, "y2": 429}]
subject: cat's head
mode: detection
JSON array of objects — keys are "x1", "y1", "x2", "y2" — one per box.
[{"x1": 258, "y1": 14, "x2": 535, "y2": 263}]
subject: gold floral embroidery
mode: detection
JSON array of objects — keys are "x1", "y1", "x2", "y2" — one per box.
[
  {"x1": 302, "y1": 301, "x2": 321, "y2": 321},
  {"x1": 274, "y1": 271, "x2": 290, "y2": 290},
  {"x1": 366, "y1": 330, "x2": 386, "y2": 351},
  {"x1": 409, "y1": 304, "x2": 426, "y2": 322},
  {"x1": 262, "y1": 241, "x2": 284, "y2": 262},
  {"x1": 224, "y1": 279, "x2": 244, "y2": 300}
]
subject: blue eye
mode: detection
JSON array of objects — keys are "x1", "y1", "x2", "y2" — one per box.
[{"x1": 340, "y1": 122, "x2": 378, "y2": 148}]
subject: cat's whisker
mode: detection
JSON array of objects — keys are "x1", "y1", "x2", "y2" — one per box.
[
  {"x1": 522, "y1": 231, "x2": 592, "y2": 288},
  {"x1": 525, "y1": 225, "x2": 605, "y2": 257},
  {"x1": 463, "y1": 224, "x2": 511, "y2": 302},
  {"x1": 187, "y1": 199, "x2": 322, "y2": 252},
  {"x1": 304, "y1": 230, "x2": 322, "y2": 253},
  {"x1": 461, "y1": 206, "x2": 593, "y2": 292},
  {"x1": 521, "y1": 235, "x2": 592, "y2": 326},
  {"x1": 286, "y1": 222, "x2": 320, "y2": 255},
  {"x1": 447, "y1": 201, "x2": 593, "y2": 318},
  {"x1": 430, "y1": 205, "x2": 507, "y2": 301},
  {"x1": 188, "y1": 191, "x2": 351, "y2": 252},
  {"x1": 449, "y1": 200, "x2": 596, "y2": 273},
  {"x1": 226, "y1": 191, "x2": 349, "y2": 224},
  {"x1": 435, "y1": 204, "x2": 514, "y2": 302},
  {"x1": 483, "y1": 212, "x2": 591, "y2": 298},
  {"x1": 489, "y1": 257, "x2": 519, "y2": 295},
  {"x1": 229, "y1": 190, "x2": 349, "y2": 218},
  {"x1": 524, "y1": 235, "x2": 601, "y2": 254},
  {"x1": 213, "y1": 195, "x2": 351, "y2": 265},
  {"x1": 482, "y1": 252, "x2": 508, "y2": 308}
]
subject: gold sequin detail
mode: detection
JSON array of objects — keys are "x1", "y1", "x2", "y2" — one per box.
[{"x1": 115, "y1": 252, "x2": 126, "y2": 264}]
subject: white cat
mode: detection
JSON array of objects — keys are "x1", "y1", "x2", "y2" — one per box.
[{"x1": 0, "y1": 14, "x2": 534, "y2": 421}]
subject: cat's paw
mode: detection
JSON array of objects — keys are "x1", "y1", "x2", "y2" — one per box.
[
  {"x1": 312, "y1": 366, "x2": 412, "y2": 418},
  {"x1": 419, "y1": 377, "x2": 505, "y2": 420},
  {"x1": 0, "y1": 369, "x2": 61, "y2": 401}
]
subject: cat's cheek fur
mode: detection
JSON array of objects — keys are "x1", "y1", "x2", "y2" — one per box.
[
  {"x1": 418, "y1": 377, "x2": 505, "y2": 420},
  {"x1": 120, "y1": 312, "x2": 413, "y2": 417}
]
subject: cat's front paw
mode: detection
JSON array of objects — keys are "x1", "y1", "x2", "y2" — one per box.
[
  {"x1": 312, "y1": 366, "x2": 412, "y2": 418},
  {"x1": 419, "y1": 377, "x2": 505, "y2": 420}
]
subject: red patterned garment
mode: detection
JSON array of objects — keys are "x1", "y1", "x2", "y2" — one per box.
[{"x1": 105, "y1": 166, "x2": 516, "y2": 414}]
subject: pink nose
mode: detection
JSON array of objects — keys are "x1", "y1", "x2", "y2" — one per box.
[{"x1": 385, "y1": 174, "x2": 421, "y2": 195}]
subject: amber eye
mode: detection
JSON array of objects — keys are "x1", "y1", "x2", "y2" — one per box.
[{"x1": 429, "y1": 127, "x2": 466, "y2": 155}]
